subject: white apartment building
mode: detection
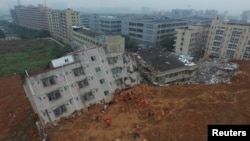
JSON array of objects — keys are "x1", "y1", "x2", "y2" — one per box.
[
  {"x1": 23, "y1": 45, "x2": 138, "y2": 125},
  {"x1": 205, "y1": 19, "x2": 250, "y2": 59},
  {"x1": 175, "y1": 25, "x2": 209, "y2": 56}
]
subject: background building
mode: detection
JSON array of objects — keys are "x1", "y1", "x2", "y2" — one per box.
[
  {"x1": 241, "y1": 10, "x2": 250, "y2": 23},
  {"x1": 175, "y1": 25, "x2": 209, "y2": 56},
  {"x1": 205, "y1": 19, "x2": 250, "y2": 60},
  {"x1": 84, "y1": 14, "x2": 122, "y2": 34},
  {"x1": 171, "y1": 9, "x2": 195, "y2": 19},
  {"x1": 10, "y1": 4, "x2": 48, "y2": 30},
  {"x1": 72, "y1": 26, "x2": 125, "y2": 53},
  {"x1": 204, "y1": 10, "x2": 219, "y2": 19},
  {"x1": 121, "y1": 18, "x2": 188, "y2": 46},
  {"x1": 99, "y1": 16, "x2": 121, "y2": 34},
  {"x1": 47, "y1": 8, "x2": 80, "y2": 43},
  {"x1": 80, "y1": 14, "x2": 90, "y2": 28}
]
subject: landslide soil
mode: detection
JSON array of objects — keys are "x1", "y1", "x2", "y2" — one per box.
[{"x1": 0, "y1": 60, "x2": 250, "y2": 141}]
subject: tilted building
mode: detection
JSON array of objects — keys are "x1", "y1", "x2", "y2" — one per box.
[
  {"x1": 205, "y1": 19, "x2": 250, "y2": 59},
  {"x1": 10, "y1": 4, "x2": 49, "y2": 30},
  {"x1": 23, "y1": 43, "x2": 138, "y2": 125},
  {"x1": 174, "y1": 25, "x2": 209, "y2": 56}
]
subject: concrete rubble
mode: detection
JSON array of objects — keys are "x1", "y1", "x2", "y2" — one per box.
[{"x1": 196, "y1": 58, "x2": 239, "y2": 84}]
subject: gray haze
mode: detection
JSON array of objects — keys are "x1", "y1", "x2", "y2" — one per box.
[{"x1": 1, "y1": 0, "x2": 250, "y2": 15}]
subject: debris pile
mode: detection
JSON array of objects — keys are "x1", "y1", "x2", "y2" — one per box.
[{"x1": 196, "y1": 59, "x2": 239, "y2": 84}]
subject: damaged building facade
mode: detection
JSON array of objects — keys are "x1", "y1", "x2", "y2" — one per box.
[
  {"x1": 23, "y1": 39, "x2": 138, "y2": 125},
  {"x1": 135, "y1": 48, "x2": 198, "y2": 85}
]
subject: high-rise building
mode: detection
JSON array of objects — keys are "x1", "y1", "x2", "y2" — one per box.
[
  {"x1": 205, "y1": 19, "x2": 250, "y2": 59},
  {"x1": 10, "y1": 5, "x2": 49, "y2": 30},
  {"x1": 47, "y1": 8, "x2": 80, "y2": 43},
  {"x1": 175, "y1": 25, "x2": 209, "y2": 56}
]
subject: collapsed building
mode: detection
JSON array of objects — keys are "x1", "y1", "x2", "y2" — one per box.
[
  {"x1": 23, "y1": 41, "x2": 139, "y2": 125},
  {"x1": 134, "y1": 48, "x2": 198, "y2": 85},
  {"x1": 196, "y1": 59, "x2": 239, "y2": 84}
]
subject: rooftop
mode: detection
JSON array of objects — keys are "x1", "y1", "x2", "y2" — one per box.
[
  {"x1": 127, "y1": 18, "x2": 188, "y2": 24},
  {"x1": 72, "y1": 27, "x2": 101, "y2": 38},
  {"x1": 138, "y1": 48, "x2": 185, "y2": 72}
]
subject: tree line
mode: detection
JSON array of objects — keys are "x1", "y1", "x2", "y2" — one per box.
[{"x1": 0, "y1": 20, "x2": 50, "y2": 39}]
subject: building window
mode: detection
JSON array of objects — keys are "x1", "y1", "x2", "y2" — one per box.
[
  {"x1": 107, "y1": 56, "x2": 118, "y2": 64},
  {"x1": 78, "y1": 79, "x2": 89, "y2": 88},
  {"x1": 47, "y1": 90, "x2": 61, "y2": 101},
  {"x1": 73, "y1": 67, "x2": 85, "y2": 76},
  {"x1": 104, "y1": 90, "x2": 109, "y2": 96},
  {"x1": 115, "y1": 78, "x2": 122, "y2": 86},
  {"x1": 95, "y1": 67, "x2": 101, "y2": 73},
  {"x1": 111, "y1": 67, "x2": 122, "y2": 77},
  {"x1": 53, "y1": 104, "x2": 67, "y2": 118},
  {"x1": 83, "y1": 91, "x2": 94, "y2": 101},
  {"x1": 100, "y1": 79, "x2": 105, "y2": 84},
  {"x1": 41, "y1": 76, "x2": 56, "y2": 87},
  {"x1": 90, "y1": 56, "x2": 96, "y2": 61}
]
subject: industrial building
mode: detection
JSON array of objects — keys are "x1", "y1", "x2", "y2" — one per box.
[
  {"x1": 174, "y1": 25, "x2": 209, "y2": 56},
  {"x1": 86, "y1": 14, "x2": 122, "y2": 34},
  {"x1": 121, "y1": 18, "x2": 188, "y2": 46},
  {"x1": 134, "y1": 48, "x2": 198, "y2": 85},
  {"x1": 23, "y1": 44, "x2": 138, "y2": 125},
  {"x1": 10, "y1": 4, "x2": 49, "y2": 30},
  {"x1": 205, "y1": 19, "x2": 250, "y2": 59}
]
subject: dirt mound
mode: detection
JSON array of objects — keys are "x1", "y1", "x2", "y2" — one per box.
[{"x1": 0, "y1": 76, "x2": 40, "y2": 141}]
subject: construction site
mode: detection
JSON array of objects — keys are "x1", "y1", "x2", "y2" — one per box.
[{"x1": 0, "y1": 59, "x2": 249, "y2": 141}]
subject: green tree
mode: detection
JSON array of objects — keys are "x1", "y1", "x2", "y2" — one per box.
[
  {"x1": 0, "y1": 30, "x2": 5, "y2": 38},
  {"x1": 37, "y1": 30, "x2": 50, "y2": 38},
  {"x1": 7, "y1": 23, "x2": 50, "y2": 39},
  {"x1": 160, "y1": 38, "x2": 175, "y2": 52}
]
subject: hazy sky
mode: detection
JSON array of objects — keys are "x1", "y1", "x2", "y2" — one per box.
[{"x1": 1, "y1": 0, "x2": 250, "y2": 15}]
